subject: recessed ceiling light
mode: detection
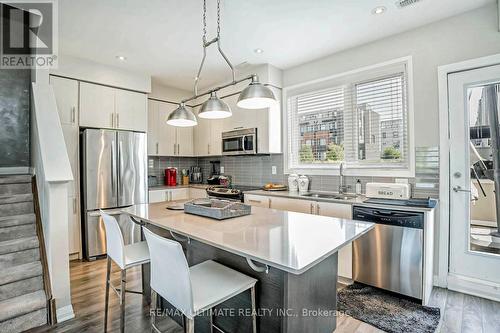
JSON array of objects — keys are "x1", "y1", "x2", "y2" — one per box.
[
  {"x1": 372, "y1": 6, "x2": 386, "y2": 15},
  {"x1": 116, "y1": 55, "x2": 127, "y2": 61},
  {"x1": 254, "y1": 48, "x2": 264, "y2": 54}
]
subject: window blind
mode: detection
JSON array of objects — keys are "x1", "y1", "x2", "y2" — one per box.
[{"x1": 286, "y1": 62, "x2": 409, "y2": 172}]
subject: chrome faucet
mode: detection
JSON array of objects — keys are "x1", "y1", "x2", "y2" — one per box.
[{"x1": 339, "y1": 162, "x2": 350, "y2": 194}]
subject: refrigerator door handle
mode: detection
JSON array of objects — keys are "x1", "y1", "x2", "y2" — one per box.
[{"x1": 111, "y1": 140, "x2": 116, "y2": 192}]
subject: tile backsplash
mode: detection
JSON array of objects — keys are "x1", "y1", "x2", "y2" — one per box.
[{"x1": 148, "y1": 146, "x2": 439, "y2": 198}]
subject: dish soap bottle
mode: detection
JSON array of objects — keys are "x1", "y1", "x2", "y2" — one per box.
[{"x1": 355, "y1": 179, "x2": 362, "y2": 195}]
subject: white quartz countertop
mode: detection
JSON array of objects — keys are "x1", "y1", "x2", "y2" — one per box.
[{"x1": 122, "y1": 202, "x2": 374, "y2": 275}]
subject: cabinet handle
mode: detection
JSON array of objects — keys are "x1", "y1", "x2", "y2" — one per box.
[
  {"x1": 111, "y1": 113, "x2": 115, "y2": 127},
  {"x1": 177, "y1": 143, "x2": 180, "y2": 155},
  {"x1": 208, "y1": 144, "x2": 210, "y2": 155},
  {"x1": 248, "y1": 199, "x2": 262, "y2": 204},
  {"x1": 268, "y1": 198, "x2": 272, "y2": 208},
  {"x1": 71, "y1": 106, "x2": 76, "y2": 124},
  {"x1": 234, "y1": 126, "x2": 244, "y2": 130},
  {"x1": 316, "y1": 203, "x2": 320, "y2": 215},
  {"x1": 116, "y1": 113, "x2": 120, "y2": 128},
  {"x1": 310, "y1": 203, "x2": 315, "y2": 214},
  {"x1": 73, "y1": 198, "x2": 77, "y2": 214}
]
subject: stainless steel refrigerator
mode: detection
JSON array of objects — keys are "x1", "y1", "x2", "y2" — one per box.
[{"x1": 81, "y1": 129, "x2": 147, "y2": 259}]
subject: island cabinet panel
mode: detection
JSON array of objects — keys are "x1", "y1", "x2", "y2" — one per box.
[{"x1": 144, "y1": 223, "x2": 338, "y2": 333}]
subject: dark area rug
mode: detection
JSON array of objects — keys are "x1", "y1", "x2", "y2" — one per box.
[{"x1": 337, "y1": 283, "x2": 440, "y2": 333}]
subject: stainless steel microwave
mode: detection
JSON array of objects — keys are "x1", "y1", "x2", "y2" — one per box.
[{"x1": 222, "y1": 128, "x2": 257, "y2": 155}]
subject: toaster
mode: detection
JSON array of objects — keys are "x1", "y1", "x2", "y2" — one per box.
[{"x1": 365, "y1": 182, "x2": 411, "y2": 200}]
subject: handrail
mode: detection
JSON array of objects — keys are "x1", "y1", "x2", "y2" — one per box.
[{"x1": 31, "y1": 175, "x2": 56, "y2": 325}]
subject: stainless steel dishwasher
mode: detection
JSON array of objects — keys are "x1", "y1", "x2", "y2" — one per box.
[{"x1": 352, "y1": 205, "x2": 424, "y2": 299}]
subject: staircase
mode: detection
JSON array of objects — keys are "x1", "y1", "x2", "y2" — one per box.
[{"x1": 0, "y1": 175, "x2": 49, "y2": 333}]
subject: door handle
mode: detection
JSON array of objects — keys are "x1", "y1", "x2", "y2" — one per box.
[{"x1": 453, "y1": 185, "x2": 471, "y2": 193}]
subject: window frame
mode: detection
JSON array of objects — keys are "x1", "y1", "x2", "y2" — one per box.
[{"x1": 282, "y1": 56, "x2": 415, "y2": 177}]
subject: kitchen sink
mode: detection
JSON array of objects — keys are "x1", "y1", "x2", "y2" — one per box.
[{"x1": 300, "y1": 192, "x2": 358, "y2": 200}]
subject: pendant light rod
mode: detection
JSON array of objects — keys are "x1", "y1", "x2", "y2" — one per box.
[
  {"x1": 184, "y1": 74, "x2": 257, "y2": 105},
  {"x1": 194, "y1": 0, "x2": 235, "y2": 97}
]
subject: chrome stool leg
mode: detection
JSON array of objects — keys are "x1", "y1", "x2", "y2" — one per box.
[
  {"x1": 104, "y1": 257, "x2": 111, "y2": 332},
  {"x1": 185, "y1": 317, "x2": 195, "y2": 333},
  {"x1": 120, "y1": 269, "x2": 126, "y2": 333},
  {"x1": 251, "y1": 286, "x2": 257, "y2": 333}
]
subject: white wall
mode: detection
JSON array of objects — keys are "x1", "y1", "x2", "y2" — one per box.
[
  {"x1": 283, "y1": 4, "x2": 500, "y2": 148},
  {"x1": 51, "y1": 54, "x2": 151, "y2": 93}
]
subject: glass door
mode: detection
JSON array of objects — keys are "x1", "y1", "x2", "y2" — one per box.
[{"x1": 448, "y1": 65, "x2": 500, "y2": 291}]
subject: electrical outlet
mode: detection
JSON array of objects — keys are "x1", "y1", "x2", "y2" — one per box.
[
  {"x1": 220, "y1": 166, "x2": 225, "y2": 174},
  {"x1": 148, "y1": 159, "x2": 154, "y2": 169},
  {"x1": 272, "y1": 166, "x2": 277, "y2": 175}
]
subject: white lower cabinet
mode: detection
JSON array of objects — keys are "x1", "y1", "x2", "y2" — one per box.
[
  {"x1": 269, "y1": 196, "x2": 316, "y2": 214},
  {"x1": 315, "y1": 202, "x2": 353, "y2": 279},
  {"x1": 149, "y1": 188, "x2": 189, "y2": 203},
  {"x1": 244, "y1": 194, "x2": 270, "y2": 208}
]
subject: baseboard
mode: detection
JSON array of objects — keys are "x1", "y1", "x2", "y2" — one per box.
[
  {"x1": 56, "y1": 304, "x2": 75, "y2": 323},
  {"x1": 338, "y1": 276, "x2": 353, "y2": 285},
  {"x1": 0, "y1": 167, "x2": 31, "y2": 175},
  {"x1": 447, "y1": 273, "x2": 500, "y2": 302}
]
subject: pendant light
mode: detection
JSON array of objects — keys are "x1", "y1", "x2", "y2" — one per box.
[
  {"x1": 198, "y1": 92, "x2": 232, "y2": 119},
  {"x1": 166, "y1": 103, "x2": 197, "y2": 127},
  {"x1": 237, "y1": 75, "x2": 277, "y2": 109}
]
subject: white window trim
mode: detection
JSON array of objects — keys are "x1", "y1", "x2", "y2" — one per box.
[{"x1": 282, "y1": 56, "x2": 415, "y2": 177}]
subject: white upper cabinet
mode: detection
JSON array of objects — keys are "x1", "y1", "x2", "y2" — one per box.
[
  {"x1": 194, "y1": 110, "x2": 223, "y2": 156},
  {"x1": 115, "y1": 88, "x2": 147, "y2": 131},
  {"x1": 148, "y1": 99, "x2": 194, "y2": 156},
  {"x1": 80, "y1": 82, "x2": 147, "y2": 132},
  {"x1": 221, "y1": 87, "x2": 281, "y2": 154},
  {"x1": 51, "y1": 76, "x2": 79, "y2": 126},
  {"x1": 79, "y1": 82, "x2": 115, "y2": 129}
]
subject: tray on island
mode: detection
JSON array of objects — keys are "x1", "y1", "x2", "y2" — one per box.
[{"x1": 184, "y1": 199, "x2": 251, "y2": 220}]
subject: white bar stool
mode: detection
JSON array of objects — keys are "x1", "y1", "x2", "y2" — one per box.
[
  {"x1": 143, "y1": 228, "x2": 258, "y2": 333},
  {"x1": 101, "y1": 211, "x2": 150, "y2": 333}
]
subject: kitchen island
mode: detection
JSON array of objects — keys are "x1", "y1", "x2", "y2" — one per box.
[{"x1": 122, "y1": 202, "x2": 374, "y2": 333}]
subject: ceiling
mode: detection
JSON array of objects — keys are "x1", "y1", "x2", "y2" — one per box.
[{"x1": 59, "y1": 0, "x2": 493, "y2": 90}]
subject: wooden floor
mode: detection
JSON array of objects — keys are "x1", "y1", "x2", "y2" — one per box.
[{"x1": 27, "y1": 259, "x2": 500, "y2": 333}]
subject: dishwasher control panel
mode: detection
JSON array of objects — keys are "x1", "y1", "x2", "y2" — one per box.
[{"x1": 352, "y1": 206, "x2": 424, "y2": 229}]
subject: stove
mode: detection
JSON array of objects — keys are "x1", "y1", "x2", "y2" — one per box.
[{"x1": 206, "y1": 185, "x2": 261, "y2": 202}]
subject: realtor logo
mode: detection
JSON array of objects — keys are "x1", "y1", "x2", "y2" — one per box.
[{"x1": 0, "y1": 0, "x2": 58, "y2": 68}]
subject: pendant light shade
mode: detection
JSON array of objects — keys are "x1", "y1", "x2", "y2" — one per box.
[
  {"x1": 166, "y1": 103, "x2": 197, "y2": 127},
  {"x1": 198, "y1": 92, "x2": 232, "y2": 119},
  {"x1": 237, "y1": 76, "x2": 277, "y2": 109}
]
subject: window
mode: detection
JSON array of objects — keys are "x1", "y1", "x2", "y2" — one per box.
[{"x1": 285, "y1": 59, "x2": 413, "y2": 176}]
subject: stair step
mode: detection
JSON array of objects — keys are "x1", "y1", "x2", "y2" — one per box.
[
  {"x1": 0, "y1": 224, "x2": 36, "y2": 242},
  {"x1": 0, "y1": 290, "x2": 46, "y2": 323},
  {"x1": 0, "y1": 307, "x2": 46, "y2": 333},
  {"x1": 0, "y1": 201, "x2": 33, "y2": 218},
  {"x1": 0, "y1": 183, "x2": 31, "y2": 196},
  {"x1": 0, "y1": 194, "x2": 33, "y2": 205},
  {"x1": 0, "y1": 213, "x2": 35, "y2": 228},
  {"x1": 0, "y1": 175, "x2": 31, "y2": 185},
  {"x1": 0, "y1": 275, "x2": 43, "y2": 302},
  {"x1": 0, "y1": 248, "x2": 40, "y2": 269},
  {"x1": 0, "y1": 236, "x2": 39, "y2": 255},
  {"x1": 0, "y1": 261, "x2": 42, "y2": 286}
]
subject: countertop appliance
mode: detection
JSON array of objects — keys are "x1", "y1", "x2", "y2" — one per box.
[
  {"x1": 222, "y1": 128, "x2": 257, "y2": 155},
  {"x1": 81, "y1": 129, "x2": 147, "y2": 260},
  {"x1": 190, "y1": 166, "x2": 203, "y2": 184},
  {"x1": 352, "y1": 205, "x2": 425, "y2": 299},
  {"x1": 165, "y1": 168, "x2": 177, "y2": 186},
  {"x1": 365, "y1": 182, "x2": 411, "y2": 200},
  {"x1": 207, "y1": 185, "x2": 261, "y2": 202}
]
